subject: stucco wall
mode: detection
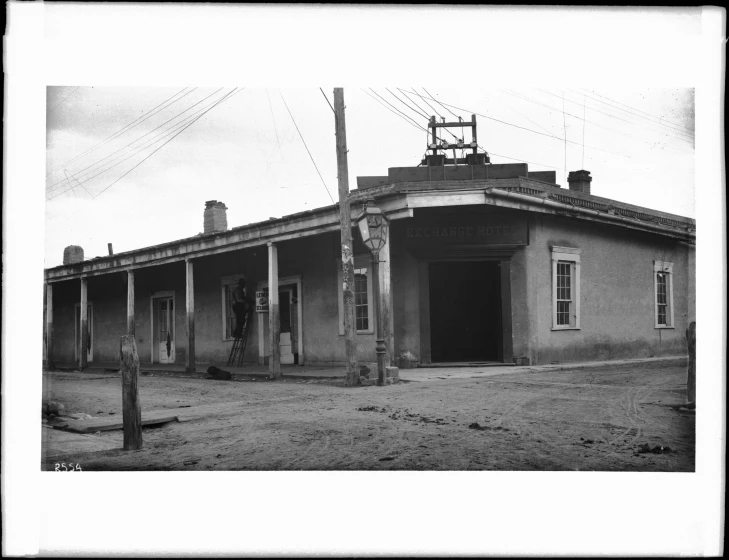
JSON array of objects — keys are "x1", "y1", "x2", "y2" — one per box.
[
  {"x1": 46, "y1": 211, "x2": 694, "y2": 370},
  {"x1": 525, "y1": 214, "x2": 693, "y2": 364},
  {"x1": 509, "y1": 245, "x2": 530, "y2": 360}
]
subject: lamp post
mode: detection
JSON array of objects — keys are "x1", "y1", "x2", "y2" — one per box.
[{"x1": 356, "y1": 198, "x2": 389, "y2": 387}]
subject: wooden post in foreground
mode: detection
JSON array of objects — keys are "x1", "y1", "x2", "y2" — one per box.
[
  {"x1": 120, "y1": 335, "x2": 143, "y2": 450},
  {"x1": 686, "y1": 321, "x2": 696, "y2": 405},
  {"x1": 334, "y1": 87, "x2": 359, "y2": 386}
]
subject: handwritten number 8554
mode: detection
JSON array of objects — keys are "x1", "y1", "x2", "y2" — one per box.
[{"x1": 54, "y1": 463, "x2": 82, "y2": 471}]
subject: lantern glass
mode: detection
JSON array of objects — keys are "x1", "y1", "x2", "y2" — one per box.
[
  {"x1": 357, "y1": 217, "x2": 371, "y2": 245},
  {"x1": 356, "y1": 204, "x2": 388, "y2": 255}
]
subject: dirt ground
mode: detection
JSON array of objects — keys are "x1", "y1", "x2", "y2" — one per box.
[{"x1": 41, "y1": 359, "x2": 694, "y2": 471}]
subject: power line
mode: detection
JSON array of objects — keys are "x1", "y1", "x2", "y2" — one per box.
[
  {"x1": 47, "y1": 87, "x2": 194, "y2": 177},
  {"x1": 562, "y1": 91, "x2": 567, "y2": 184},
  {"x1": 499, "y1": 88, "x2": 691, "y2": 153},
  {"x1": 90, "y1": 89, "x2": 241, "y2": 201},
  {"x1": 581, "y1": 90, "x2": 587, "y2": 169},
  {"x1": 386, "y1": 88, "x2": 430, "y2": 120},
  {"x1": 537, "y1": 88, "x2": 693, "y2": 143},
  {"x1": 396, "y1": 88, "x2": 435, "y2": 121},
  {"x1": 48, "y1": 86, "x2": 79, "y2": 114},
  {"x1": 363, "y1": 89, "x2": 568, "y2": 172},
  {"x1": 422, "y1": 87, "x2": 460, "y2": 119},
  {"x1": 411, "y1": 87, "x2": 445, "y2": 120},
  {"x1": 487, "y1": 93, "x2": 556, "y2": 137},
  {"x1": 64, "y1": 169, "x2": 91, "y2": 196},
  {"x1": 361, "y1": 89, "x2": 429, "y2": 134},
  {"x1": 49, "y1": 90, "x2": 235, "y2": 200},
  {"x1": 385, "y1": 87, "x2": 461, "y2": 141},
  {"x1": 266, "y1": 89, "x2": 282, "y2": 154},
  {"x1": 481, "y1": 146, "x2": 561, "y2": 170},
  {"x1": 368, "y1": 89, "x2": 429, "y2": 133},
  {"x1": 366, "y1": 90, "x2": 559, "y2": 171},
  {"x1": 278, "y1": 90, "x2": 335, "y2": 205},
  {"x1": 49, "y1": 90, "x2": 235, "y2": 198},
  {"x1": 555, "y1": 87, "x2": 695, "y2": 141},
  {"x1": 46, "y1": 88, "x2": 223, "y2": 193},
  {"x1": 319, "y1": 88, "x2": 335, "y2": 113},
  {"x1": 578, "y1": 88, "x2": 694, "y2": 134},
  {"x1": 400, "y1": 88, "x2": 631, "y2": 159},
  {"x1": 47, "y1": 89, "x2": 210, "y2": 193}
]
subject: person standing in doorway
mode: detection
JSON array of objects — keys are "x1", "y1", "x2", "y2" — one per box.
[{"x1": 231, "y1": 277, "x2": 252, "y2": 338}]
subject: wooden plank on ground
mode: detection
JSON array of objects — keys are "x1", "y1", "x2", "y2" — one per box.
[{"x1": 57, "y1": 413, "x2": 179, "y2": 434}]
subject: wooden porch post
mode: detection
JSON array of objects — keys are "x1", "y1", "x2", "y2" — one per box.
[
  {"x1": 80, "y1": 276, "x2": 88, "y2": 370},
  {"x1": 378, "y1": 226, "x2": 394, "y2": 368},
  {"x1": 268, "y1": 242, "x2": 281, "y2": 379},
  {"x1": 45, "y1": 283, "x2": 53, "y2": 370},
  {"x1": 185, "y1": 259, "x2": 196, "y2": 373},
  {"x1": 127, "y1": 270, "x2": 135, "y2": 337}
]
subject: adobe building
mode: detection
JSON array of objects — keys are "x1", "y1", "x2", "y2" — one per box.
[{"x1": 43, "y1": 118, "x2": 695, "y2": 373}]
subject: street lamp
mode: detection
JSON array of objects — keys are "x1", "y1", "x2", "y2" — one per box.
[{"x1": 356, "y1": 198, "x2": 389, "y2": 386}]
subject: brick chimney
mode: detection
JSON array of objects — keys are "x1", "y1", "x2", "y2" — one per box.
[
  {"x1": 567, "y1": 170, "x2": 592, "y2": 194},
  {"x1": 63, "y1": 245, "x2": 84, "y2": 264},
  {"x1": 203, "y1": 200, "x2": 228, "y2": 234}
]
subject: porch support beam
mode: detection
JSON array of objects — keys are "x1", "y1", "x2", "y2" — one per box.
[
  {"x1": 268, "y1": 242, "x2": 281, "y2": 379},
  {"x1": 79, "y1": 276, "x2": 88, "y2": 370},
  {"x1": 185, "y1": 259, "x2": 195, "y2": 373},
  {"x1": 45, "y1": 283, "x2": 53, "y2": 369},
  {"x1": 127, "y1": 270, "x2": 135, "y2": 337},
  {"x1": 378, "y1": 226, "x2": 395, "y2": 368}
]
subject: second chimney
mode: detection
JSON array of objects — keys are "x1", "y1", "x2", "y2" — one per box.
[
  {"x1": 204, "y1": 200, "x2": 228, "y2": 234},
  {"x1": 567, "y1": 170, "x2": 592, "y2": 194}
]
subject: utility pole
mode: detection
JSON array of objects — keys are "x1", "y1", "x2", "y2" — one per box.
[{"x1": 334, "y1": 88, "x2": 358, "y2": 386}]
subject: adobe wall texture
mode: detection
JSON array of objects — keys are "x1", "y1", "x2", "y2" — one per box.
[
  {"x1": 47, "y1": 210, "x2": 694, "y2": 370},
  {"x1": 524, "y1": 214, "x2": 693, "y2": 365}
]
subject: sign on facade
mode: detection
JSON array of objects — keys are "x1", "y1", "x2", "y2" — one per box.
[
  {"x1": 405, "y1": 216, "x2": 528, "y2": 245},
  {"x1": 255, "y1": 291, "x2": 269, "y2": 313}
]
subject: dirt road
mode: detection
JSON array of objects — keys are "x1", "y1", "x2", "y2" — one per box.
[{"x1": 41, "y1": 359, "x2": 694, "y2": 471}]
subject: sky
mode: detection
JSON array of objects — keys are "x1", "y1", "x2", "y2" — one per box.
[{"x1": 44, "y1": 85, "x2": 695, "y2": 267}]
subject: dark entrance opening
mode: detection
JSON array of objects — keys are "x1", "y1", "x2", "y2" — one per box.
[{"x1": 428, "y1": 261, "x2": 502, "y2": 363}]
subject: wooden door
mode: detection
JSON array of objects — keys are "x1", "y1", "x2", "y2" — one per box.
[
  {"x1": 157, "y1": 297, "x2": 175, "y2": 363},
  {"x1": 279, "y1": 287, "x2": 294, "y2": 365}
]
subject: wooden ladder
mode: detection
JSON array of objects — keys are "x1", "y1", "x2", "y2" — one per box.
[{"x1": 227, "y1": 312, "x2": 252, "y2": 367}]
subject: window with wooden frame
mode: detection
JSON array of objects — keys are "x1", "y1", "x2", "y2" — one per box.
[
  {"x1": 653, "y1": 261, "x2": 674, "y2": 328},
  {"x1": 551, "y1": 246, "x2": 581, "y2": 330},
  {"x1": 337, "y1": 255, "x2": 374, "y2": 335}
]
